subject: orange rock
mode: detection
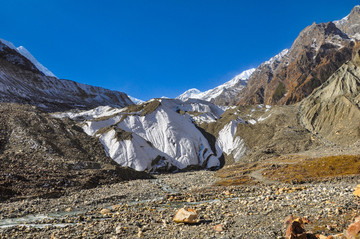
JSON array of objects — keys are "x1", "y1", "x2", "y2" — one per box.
[
  {"x1": 173, "y1": 208, "x2": 199, "y2": 224},
  {"x1": 346, "y1": 217, "x2": 360, "y2": 238},
  {"x1": 353, "y1": 185, "x2": 360, "y2": 197},
  {"x1": 317, "y1": 235, "x2": 327, "y2": 239},
  {"x1": 285, "y1": 216, "x2": 316, "y2": 239}
]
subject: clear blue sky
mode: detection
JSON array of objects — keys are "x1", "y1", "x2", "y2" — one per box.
[{"x1": 1, "y1": 0, "x2": 358, "y2": 100}]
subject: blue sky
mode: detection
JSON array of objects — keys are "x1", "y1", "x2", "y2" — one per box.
[{"x1": 1, "y1": 0, "x2": 358, "y2": 100}]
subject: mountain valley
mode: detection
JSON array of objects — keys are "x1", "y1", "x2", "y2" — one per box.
[{"x1": 2, "y1": 5, "x2": 360, "y2": 239}]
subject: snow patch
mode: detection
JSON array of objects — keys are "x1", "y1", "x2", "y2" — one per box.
[
  {"x1": 61, "y1": 99, "x2": 226, "y2": 172},
  {"x1": 216, "y1": 120, "x2": 246, "y2": 161},
  {"x1": 129, "y1": 96, "x2": 144, "y2": 105},
  {"x1": 263, "y1": 49, "x2": 289, "y2": 66}
]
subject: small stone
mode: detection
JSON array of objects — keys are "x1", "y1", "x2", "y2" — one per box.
[
  {"x1": 138, "y1": 228, "x2": 144, "y2": 237},
  {"x1": 112, "y1": 205, "x2": 122, "y2": 210},
  {"x1": 115, "y1": 225, "x2": 122, "y2": 234},
  {"x1": 100, "y1": 208, "x2": 111, "y2": 215},
  {"x1": 224, "y1": 190, "x2": 231, "y2": 196},
  {"x1": 64, "y1": 207, "x2": 72, "y2": 212},
  {"x1": 214, "y1": 224, "x2": 224, "y2": 232}
]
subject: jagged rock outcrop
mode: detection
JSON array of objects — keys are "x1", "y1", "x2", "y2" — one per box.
[
  {"x1": 300, "y1": 45, "x2": 360, "y2": 145},
  {"x1": 0, "y1": 39, "x2": 133, "y2": 112},
  {"x1": 238, "y1": 9, "x2": 357, "y2": 106}
]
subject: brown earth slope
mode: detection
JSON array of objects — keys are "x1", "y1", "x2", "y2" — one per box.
[{"x1": 0, "y1": 103, "x2": 151, "y2": 202}]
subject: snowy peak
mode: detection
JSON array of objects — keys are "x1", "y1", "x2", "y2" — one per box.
[
  {"x1": 16, "y1": 46, "x2": 57, "y2": 78},
  {"x1": 176, "y1": 88, "x2": 201, "y2": 101},
  {"x1": 129, "y1": 96, "x2": 145, "y2": 105},
  {"x1": 262, "y1": 49, "x2": 289, "y2": 67},
  {"x1": 334, "y1": 5, "x2": 360, "y2": 39},
  {"x1": 176, "y1": 68, "x2": 256, "y2": 105},
  {"x1": 233, "y1": 68, "x2": 257, "y2": 81},
  {"x1": 225, "y1": 68, "x2": 256, "y2": 87}
]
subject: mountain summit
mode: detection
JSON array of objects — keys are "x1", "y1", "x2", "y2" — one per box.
[
  {"x1": 177, "y1": 68, "x2": 255, "y2": 105},
  {"x1": 237, "y1": 10, "x2": 355, "y2": 105},
  {"x1": 335, "y1": 5, "x2": 360, "y2": 39}
]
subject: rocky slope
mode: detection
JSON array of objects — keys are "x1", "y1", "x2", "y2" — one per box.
[
  {"x1": 177, "y1": 68, "x2": 255, "y2": 105},
  {"x1": 0, "y1": 39, "x2": 133, "y2": 112},
  {"x1": 237, "y1": 8, "x2": 357, "y2": 106},
  {"x1": 0, "y1": 103, "x2": 151, "y2": 202},
  {"x1": 300, "y1": 43, "x2": 360, "y2": 145}
]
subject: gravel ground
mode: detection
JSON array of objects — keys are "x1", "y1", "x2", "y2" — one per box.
[{"x1": 1, "y1": 170, "x2": 360, "y2": 238}]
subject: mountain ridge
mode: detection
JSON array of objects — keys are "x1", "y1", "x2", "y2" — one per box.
[
  {"x1": 0, "y1": 39, "x2": 134, "y2": 111},
  {"x1": 237, "y1": 19, "x2": 354, "y2": 106}
]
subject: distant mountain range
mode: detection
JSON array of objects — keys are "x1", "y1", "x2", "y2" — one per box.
[{"x1": 176, "y1": 68, "x2": 255, "y2": 105}]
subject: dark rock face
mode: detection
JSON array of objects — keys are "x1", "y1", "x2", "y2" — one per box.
[
  {"x1": 0, "y1": 103, "x2": 152, "y2": 202},
  {"x1": 0, "y1": 41, "x2": 133, "y2": 112},
  {"x1": 238, "y1": 21, "x2": 354, "y2": 106}
]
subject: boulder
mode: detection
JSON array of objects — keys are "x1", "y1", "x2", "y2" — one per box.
[
  {"x1": 173, "y1": 208, "x2": 199, "y2": 224},
  {"x1": 285, "y1": 216, "x2": 317, "y2": 239},
  {"x1": 353, "y1": 185, "x2": 360, "y2": 197},
  {"x1": 346, "y1": 217, "x2": 360, "y2": 238}
]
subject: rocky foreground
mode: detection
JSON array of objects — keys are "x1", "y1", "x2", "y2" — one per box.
[{"x1": 1, "y1": 169, "x2": 360, "y2": 238}]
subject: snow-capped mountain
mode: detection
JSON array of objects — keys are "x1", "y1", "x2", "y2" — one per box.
[
  {"x1": 0, "y1": 38, "x2": 133, "y2": 111},
  {"x1": 177, "y1": 68, "x2": 256, "y2": 105},
  {"x1": 55, "y1": 98, "x2": 249, "y2": 172},
  {"x1": 176, "y1": 88, "x2": 201, "y2": 101},
  {"x1": 334, "y1": 5, "x2": 360, "y2": 40},
  {"x1": 0, "y1": 39, "x2": 56, "y2": 78},
  {"x1": 238, "y1": 18, "x2": 353, "y2": 105}
]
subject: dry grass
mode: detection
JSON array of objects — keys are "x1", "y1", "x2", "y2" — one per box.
[
  {"x1": 214, "y1": 176, "x2": 255, "y2": 186},
  {"x1": 264, "y1": 155, "x2": 360, "y2": 183},
  {"x1": 214, "y1": 163, "x2": 260, "y2": 186},
  {"x1": 124, "y1": 100, "x2": 161, "y2": 116}
]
